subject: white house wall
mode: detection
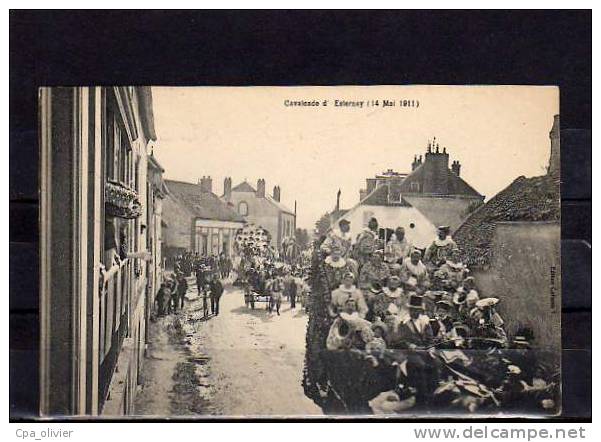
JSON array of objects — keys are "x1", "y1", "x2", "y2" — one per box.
[{"x1": 339, "y1": 205, "x2": 437, "y2": 249}]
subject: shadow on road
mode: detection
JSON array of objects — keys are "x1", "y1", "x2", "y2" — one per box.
[{"x1": 229, "y1": 305, "x2": 279, "y2": 323}]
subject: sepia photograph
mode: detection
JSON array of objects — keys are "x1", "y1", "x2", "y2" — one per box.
[{"x1": 36, "y1": 85, "x2": 561, "y2": 418}]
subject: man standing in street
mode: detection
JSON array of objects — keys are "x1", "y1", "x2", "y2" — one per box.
[
  {"x1": 209, "y1": 274, "x2": 224, "y2": 316},
  {"x1": 284, "y1": 270, "x2": 298, "y2": 309},
  {"x1": 175, "y1": 272, "x2": 188, "y2": 311}
]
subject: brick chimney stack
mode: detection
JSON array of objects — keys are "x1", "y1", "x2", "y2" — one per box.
[
  {"x1": 256, "y1": 178, "x2": 266, "y2": 198},
  {"x1": 422, "y1": 137, "x2": 449, "y2": 194},
  {"x1": 451, "y1": 160, "x2": 461, "y2": 176},
  {"x1": 273, "y1": 185, "x2": 281, "y2": 202},
  {"x1": 412, "y1": 154, "x2": 423, "y2": 170},
  {"x1": 199, "y1": 176, "x2": 213, "y2": 193},
  {"x1": 223, "y1": 177, "x2": 232, "y2": 200}
]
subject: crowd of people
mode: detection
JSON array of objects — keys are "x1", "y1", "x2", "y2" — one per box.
[
  {"x1": 155, "y1": 252, "x2": 229, "y2": 319},
  {"x1": 319, "y1": 217, "x2": 510, "y2": 353},
  {"x1": 172, "y1": 251, "x2": 233, "y2": 279},
  {"x1": 303, "y1": 216, "x2": 558, "y2": 414}
]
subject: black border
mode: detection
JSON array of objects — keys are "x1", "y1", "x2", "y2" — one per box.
[{"x1": 9, "y1": 10, "x2": 592, "y2": 422}]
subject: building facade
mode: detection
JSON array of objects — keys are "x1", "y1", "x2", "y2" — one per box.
[
  {"x1": 162, "y1": 177, "x2": 245, "y2": 262},
  {"x1": 333, "y1": 141, "x2": 484, "y2": 248},
  {"x1": 39, "y1": 86, "x2": 162, "y2": 416},
  {"x1": 222, "y1": 178, "x2": 296, "y2": 251}
]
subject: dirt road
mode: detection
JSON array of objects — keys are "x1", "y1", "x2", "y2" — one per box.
[{"x1": 135, "y1": 278, "x2": 322, "y2": 417}]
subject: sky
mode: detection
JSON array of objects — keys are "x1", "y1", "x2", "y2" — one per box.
[{"x1": 151, "y1": 86, "x2": 558, "y2": 230}]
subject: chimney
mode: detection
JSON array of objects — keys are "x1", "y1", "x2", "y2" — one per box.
[
  {"x1": 336, "y1": 189, "x2": 341, "y2": 212},
  {"x1": 256, "y1": 178, "x2": 266, "y2": 198},
  {"x1": 273, "y1": 185, "x2": 281, "y2": 202},
  {"x1": 548, "y1": 115, "x2": 560, "y2": 180},
  {"x1": 422, "y1": 139, "x2": 449, "y2": 194},
  {"x1": 224, "y1": 177, "x2": 232, "y2": 200},
  {"x1": 199, "y1": 176, "x2": 213, "y2": 193},
  {"x1": 451, "y1": 160, "x2": 461, "y2": 176},
  {"x1": 411, "y1": 155, "x2": 420, "y2": 171}
]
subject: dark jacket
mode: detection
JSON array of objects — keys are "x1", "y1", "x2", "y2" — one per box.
[
  {"x1": 177, "y1": 278, "x2": 188, "y2": 295},
  {"x1": 210, "y1": 280, "x2": 224, "y2": 298}
]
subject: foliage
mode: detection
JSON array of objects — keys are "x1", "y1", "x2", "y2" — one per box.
[
  {"x1": 105, "y1": 180, "x2": 142, "y2": 219},
  {"x1": 315, "y1": 212, "x2": 331, "y2": 237},
  {"x1": 295, "y1": 228, "x2": 310, "y2": 249}
]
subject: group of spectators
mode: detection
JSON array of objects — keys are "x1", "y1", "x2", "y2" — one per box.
[
  {"x1": 319, "y1": 217, "x2": 510, "y2": 353},
  {"x1": 155, "y1": 252, "x2": 228, "y2": 318},
  {"x1": 172, "y1": 251, "x2": 233, "y2": 280}
]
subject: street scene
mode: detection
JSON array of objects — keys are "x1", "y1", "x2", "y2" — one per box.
[
  {"x1": 135, "y1": 273, "x2": 320, "y2": 416},
  {"x1": 38, "y1": 85, "x2": 561, "y2": 418}
]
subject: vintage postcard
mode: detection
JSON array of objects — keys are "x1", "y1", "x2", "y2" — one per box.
[{"x1": 38, "y1": 85, "x2": 560, "y2": 418}]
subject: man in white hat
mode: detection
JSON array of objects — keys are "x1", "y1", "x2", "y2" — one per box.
[{"x1": 470, "y1": 297, "x2": 507, "y2": 342}]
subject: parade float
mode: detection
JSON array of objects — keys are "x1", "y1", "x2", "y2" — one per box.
[{"x1": 302, "y1": 245, "x2": 560, "y2": 416}]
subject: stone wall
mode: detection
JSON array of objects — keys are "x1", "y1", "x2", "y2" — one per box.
[{"x1": 471, "y1": 221, "x2": 561, "y2": 352}]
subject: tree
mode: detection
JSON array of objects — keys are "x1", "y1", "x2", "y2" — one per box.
[
  {"x1": 315, "y1": 211, "x2": 331, "y2": 237},
  {"x1": 295, "y1": 228, "x2": 310, "y2": 249}
]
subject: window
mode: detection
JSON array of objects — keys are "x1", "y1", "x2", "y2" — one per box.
[
  {"x1": 238, "y1": 201, "x2": 249, "y2": 216},
  {"x1": 106, "y1": 93, "x2": 134, "y2": 187}
]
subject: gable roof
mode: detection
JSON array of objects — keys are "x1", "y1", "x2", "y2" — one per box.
[
  {"x1": 399, "y1": 163, "x2": 483, "y2": 198},
  {"x1": 232, "y1": 181, "x2": 256, "y2": 193},
  {"x1": 229, "y1": 180, "x2": 295, "y2": 215},
  {"x1": 453, "y1": 174, "x2": 560, "y2": 267},
  {"x1": 165, "y1": 179, "x2": 245, "y2": 223}
]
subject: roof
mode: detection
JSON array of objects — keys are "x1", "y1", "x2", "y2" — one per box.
[
  {"x1": 360, "y1": 184, "x2": 413, "y2": 207},
  {"x1": 232, "y1": 181, "x2": 256, "y2": 192},
  {"x1": 330, "y1": 209, "x2": 349, "y2": 223},
  {"x1": 165, "y1": 179, "x2": 245, "y2": 223},
  {"x1": 147, "y1": 153, "x2": 165, "y2": 173},
  {"x1": 230, "y1": 180, "x2": 295, "y2": 215},
  {"x1": 137, "y1": 87, "x2": 157, "y2": 141},
  {"x1": 453, "y1": 174, "x2": 560, "y2": 267},
  {"x1": 265, "y1": 195, "x2": 295, "y2": 215},
  {"x1": 399, "y1": 163, "x2": 483, "y2": 198}
]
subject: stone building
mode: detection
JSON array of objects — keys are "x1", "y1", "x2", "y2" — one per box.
[
  {"x1": 222, "y1": 178, "x2": 296, "y2": 251},
  {"x1": 336, "y1": 141, "x2": 484, "y2": 248},
  {"x1": 454, "y1": 115, "x2": 561, "y2": 351},
  {"x1": 39, "y1": 86, "x2": 163, "y2": 416},
  {"x1": 162, "y1": 176, "x2": 245, "y2": 261}
]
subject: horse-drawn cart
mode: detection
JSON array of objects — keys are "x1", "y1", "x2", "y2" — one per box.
[{"x1": 243, "y1": 286, "x2": 271, "y2": 310}]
